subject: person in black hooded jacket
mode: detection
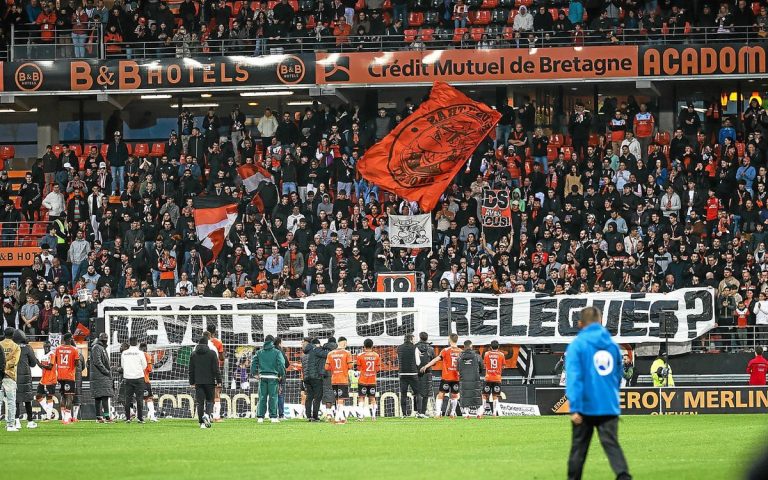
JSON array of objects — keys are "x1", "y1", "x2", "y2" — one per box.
[
  {"x1": 303, "y1": 337, "x2": 329, "y2": 421},
  {"x1": 189, "y1": 337, "x2": 221, "y2": 428}
]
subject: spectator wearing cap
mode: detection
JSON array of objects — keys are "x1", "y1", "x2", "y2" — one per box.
[
  {"x1": 106, "y1": 131, "x2": 129, "y2": 195},
  {"x1": 678, "y1": 102, "x2": 702, "y2": 148}
]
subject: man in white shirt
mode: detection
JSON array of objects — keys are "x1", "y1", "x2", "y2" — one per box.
[
  {"x1": 754, "y1": 291, "x2": 768, "y2": 326},
  {"x1": 176, "y1": 272, "x2": 194, "y2": 296},
  {"x1": 620, "y1": 131, "x2": 642, "y2": 161},
  {"x1": 121, "y1": 336, "x2": 148, "y2": 423},
  {"x1": 42, "y1": 183, "x2": 66, "y2": 221}
]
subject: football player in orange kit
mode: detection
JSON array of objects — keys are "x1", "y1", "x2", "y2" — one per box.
[
  {"x1": 140, "y1": 343, "x2": 158, "y2": 422},
  {"x1": 325, "y1": 336, "x2": 354, "y2": 423},
  {"x1": 35, "y1": 341, "x2": 57, "y2": 421},
  {"x1": 482, "y1": 340, "x2": 508, "y2": 416},
  {"x1": 356, "y1": 338, "x2": 381, "y2": 420},
  {"x1": 421, "y1": 333, "x2": 462, "y2": 418},
  {"x1": 53, "y1": 334, "x2": 80, "y2": 424}
]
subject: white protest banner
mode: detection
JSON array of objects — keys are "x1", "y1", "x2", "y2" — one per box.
[{"x1": 100, "y1": 288, "x2": 715, "y2": 347}]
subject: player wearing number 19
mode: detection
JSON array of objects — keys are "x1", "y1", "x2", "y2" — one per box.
[
  {"x1": 482, "y1": 341, "x2": 506, "y2": 416},
  {"x1": 356, "y1": 338, "x2": 380, "y2": 420}
]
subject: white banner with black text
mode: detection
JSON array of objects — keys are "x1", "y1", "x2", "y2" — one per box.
[{"x1": 99, "y1": 288, "x2": 715, "y2": 347}]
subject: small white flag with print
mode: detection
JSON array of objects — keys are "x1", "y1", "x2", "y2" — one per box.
[{"x1": 389, "y1": 214, "x2": 432, "y2": 248}]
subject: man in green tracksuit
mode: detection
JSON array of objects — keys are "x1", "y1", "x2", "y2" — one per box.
[{"x1": 251, "y1": 335, "x2": 286, "y2": 423}]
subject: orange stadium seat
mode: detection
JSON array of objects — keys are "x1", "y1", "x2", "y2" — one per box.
[
  {"x1": 151, "y1": 143, "x2": 167, "y2": 158},
  {"x1": 133, "y1": 143, "x2": 150, "y2": 157},
  {"x1": 470, "y1": 27, "x2": 485, "y2": 41},
  {"x1": 408, "y1": 12, "x2": 424, "y2": 27}
]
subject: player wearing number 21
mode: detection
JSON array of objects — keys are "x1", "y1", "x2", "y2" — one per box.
[
  {"x1": 421, "y1": 333, "x2": 462, "y2": 418},
  {"x1": 325, "y1": 336, "x2": 354, "y2": 424},
  {"x1": 356, "y1": 339, "x2": 381, "y2": 420}
]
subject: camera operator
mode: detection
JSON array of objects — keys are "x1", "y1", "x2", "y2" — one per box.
[{"x1": 650, "y1": 352, "x2": 674, "y2": 387}]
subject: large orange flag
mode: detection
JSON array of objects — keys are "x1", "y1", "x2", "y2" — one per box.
[{"x1": 358, "y1": 82, "x2": 500, "y2": 211}]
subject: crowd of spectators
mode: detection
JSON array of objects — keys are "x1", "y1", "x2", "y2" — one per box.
[
  {"x1": 1, "y1": 90, "x2": 768, "y2": 351},
  {"x1": 2, "y1": 0, "x2": 768, "y2": 59}
]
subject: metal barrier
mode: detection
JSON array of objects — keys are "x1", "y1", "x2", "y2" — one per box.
[
  {"x1": 1, "y1": 220, "x2": 52, "y2": 247},
  {"x1": 693, "y1": 326, "x2": 768, "y2": 354},
  {"x1": 10, "y1": 25, "x2": 104, "y2": 61},
  {"x1": 8, "y1": 24, "x2": 768, "y2": 61}
]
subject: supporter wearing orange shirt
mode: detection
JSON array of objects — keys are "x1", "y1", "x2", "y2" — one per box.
[
  {"x1": 36, "y1": 8, "x2": 57, "y2": 43},
  {"x1": 104, "y1": 25, "x2": 123, "y2": 55},
  {"x1": 325, "y1": 336, "x2": 353, "y2": 423},
  {"x1": 633, "y1": 103, "x2": 655, "y2": 160},
  {"x1": 333, "y1": 17, "x2": 352, "y2": 45}
]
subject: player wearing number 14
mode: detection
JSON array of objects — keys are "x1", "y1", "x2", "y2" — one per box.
[
  {"x1": 356, "y1": 339, "x2": 381, "y2": 420},
  {"x1": 53, "y1": 334, "x2": 80, "y2": 424}
]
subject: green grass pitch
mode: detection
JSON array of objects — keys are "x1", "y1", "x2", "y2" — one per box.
[{"x1": 3, "y1": 415, "x2": 764, "y2": 479}]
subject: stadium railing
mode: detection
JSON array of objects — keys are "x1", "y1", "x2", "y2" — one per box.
[
  {"x1": 7, "y1": 25, "x2": 767, "y2": 61},
  {"x1": 9, "y1": 25, "x2": 104, "y2": 61},
  {"x1": 0, "y1": 220, "x2": 51, "y2": 247}
]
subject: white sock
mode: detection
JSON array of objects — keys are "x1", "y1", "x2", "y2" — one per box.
[
  {"x1": 73, "y1": 406, "x2": 80, "y2": 419},
  {"x1": 62, "y1": 409, "x2": 71, "y2": 422},
  {"x1": 213, "y1": 402, "x2": 221, "y2": 419},
  {"x1": 371, "y1": 404, "x2": 377, "y2": 419},
  {"x1": 493, "y1": 400, "x2": 500, "y2": 416},
  {"x1": 449, "y1": 399, "x2": 458, "y2": 416},
  {"x1": 435, "y1": 397, "x2": 443, "y2": 416},
  {"x1": 147, "y1": 401, "x2": 155, "y2": 419}
]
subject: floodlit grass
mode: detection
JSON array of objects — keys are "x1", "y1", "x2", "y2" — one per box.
[{"x1": 1, "y1": 415, "x2": 764, "y2": 479}]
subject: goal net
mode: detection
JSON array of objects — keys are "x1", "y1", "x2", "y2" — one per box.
[{"x1": 103, "y1": 308, "x2": 426, "y2": 420}]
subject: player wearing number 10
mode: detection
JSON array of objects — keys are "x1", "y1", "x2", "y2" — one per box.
[{"x1": 325, "y1": 337, "x2": 354, "y2": 424}]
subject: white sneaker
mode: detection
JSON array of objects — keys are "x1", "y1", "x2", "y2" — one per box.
[
  {"x1": 6, "y1": 426, "x2": 19, "y2": 432},
  {"x1": 200, "y1": 423, "x2": 207, "y2": 429},
  {"x1": 257, "y1": 418, "x2": 264, "y2": 424},
  {"x1": 27, "y1": 421, "x2": 38, "y2": 429},
  {"x1": 150, "y1": 417, "x2": 159, "y2": 423},
  {"x1": 14, "y1": 419, "x2": 21, "y2": 429},
  {"x1": 202, "y1": 414, "x2": 211, "y2": 428},
  {"x1": 271, "y1": 418, "x2": 280, "y2": 423}
]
